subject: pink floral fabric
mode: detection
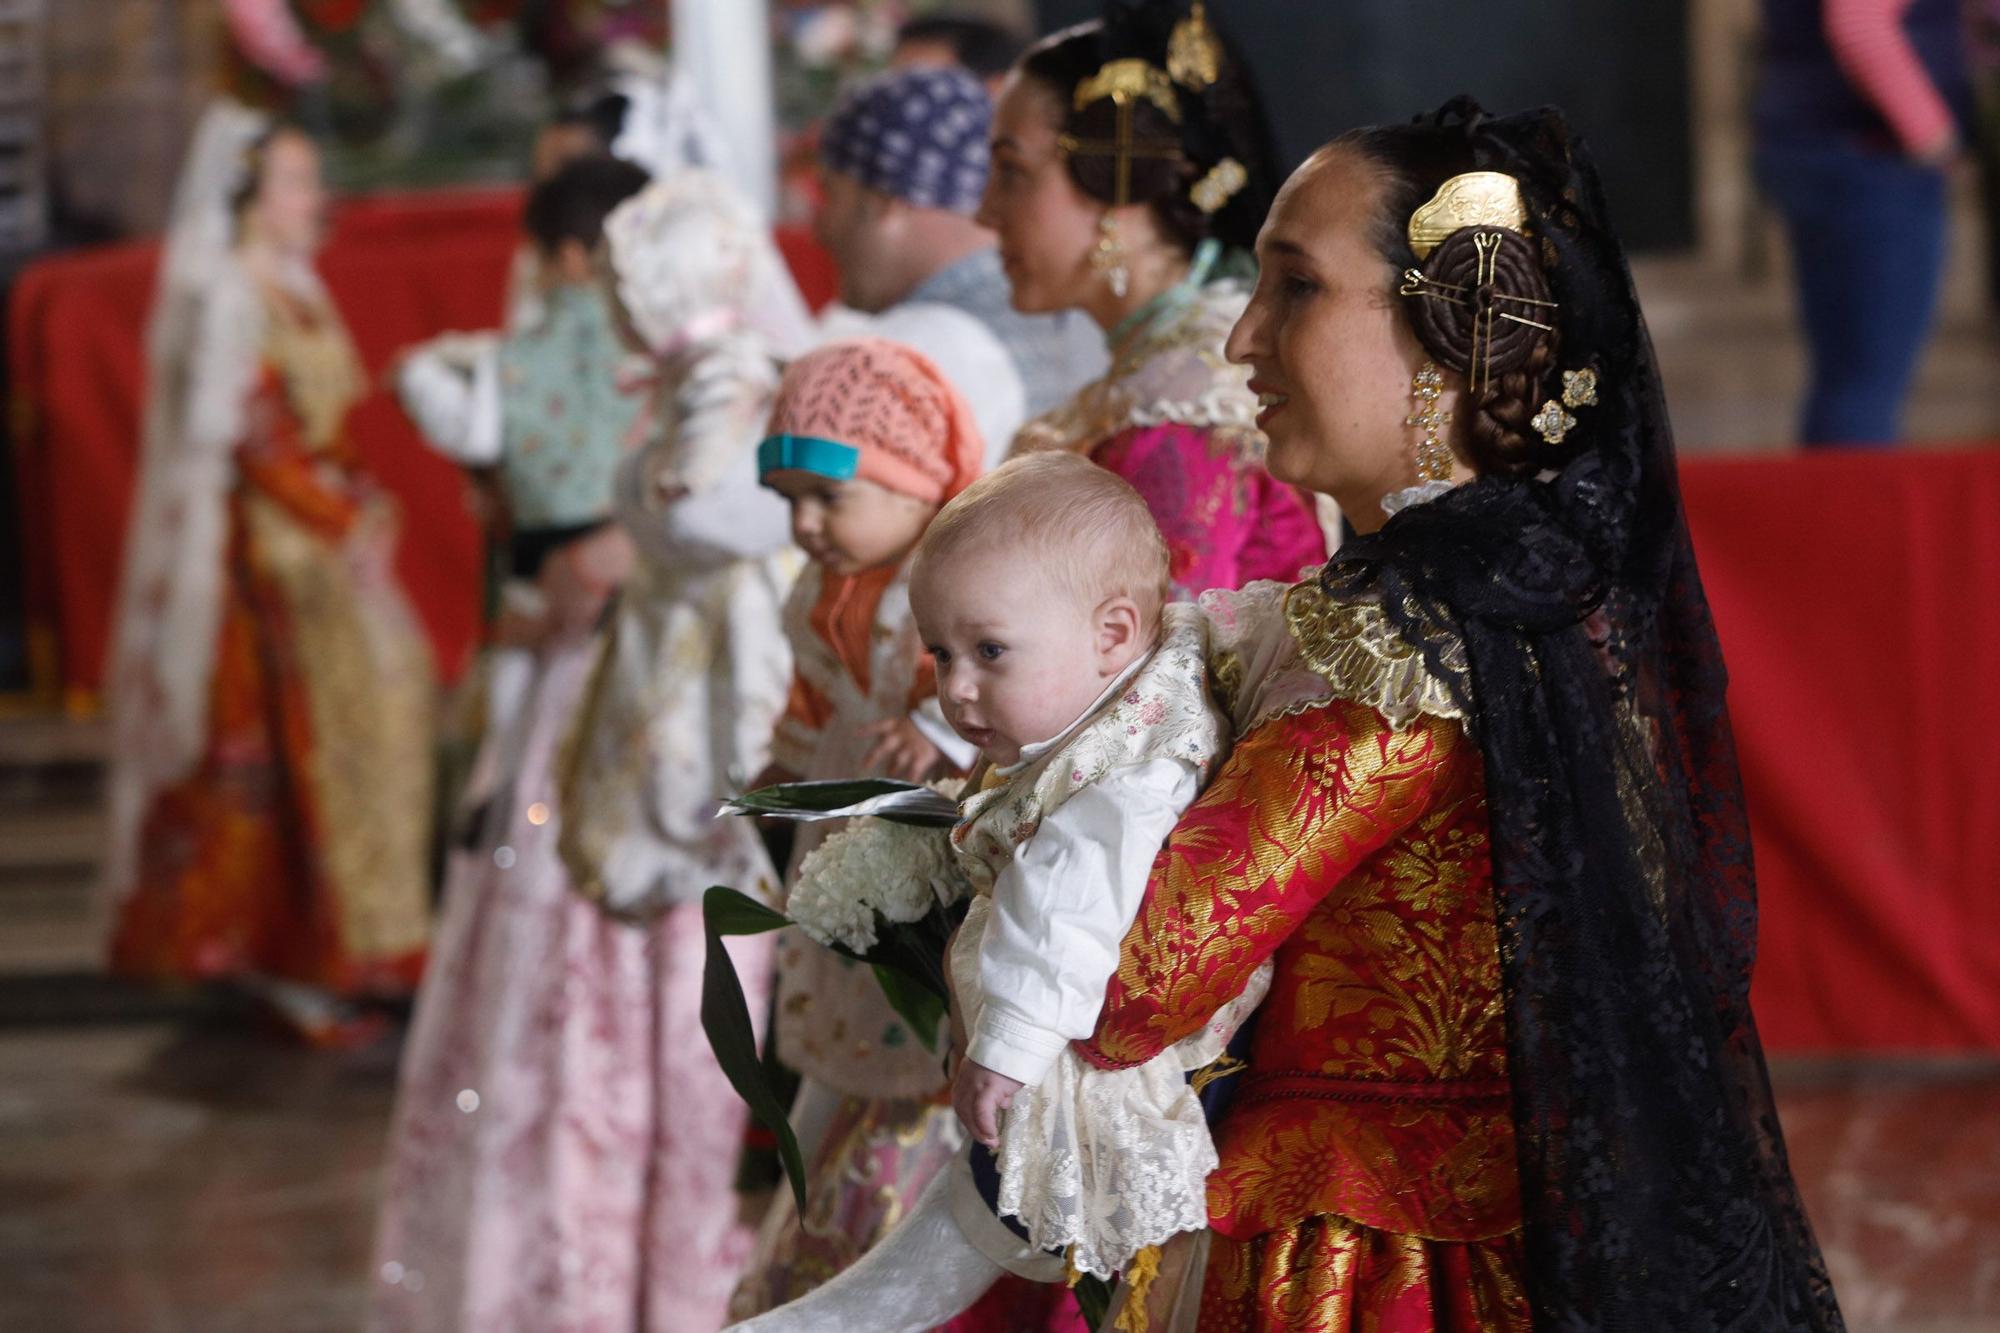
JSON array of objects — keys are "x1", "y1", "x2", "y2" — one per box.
[
  {"x1": 1091, "y1": 422, "x2": 1327, "y2": 598},
  {"x1": 370, "y1": 636, "x2": 771, "y2": 1333}
]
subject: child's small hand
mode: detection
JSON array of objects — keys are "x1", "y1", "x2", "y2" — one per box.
[
  {"x1": 860, "y1": 718, "x2": 945, "y2": 783},
  {"x1": 951, "y1": 1059, "x2": 1023, "y2": 1149}
]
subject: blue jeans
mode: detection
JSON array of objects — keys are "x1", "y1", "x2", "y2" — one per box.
[{"x1": 1756, "y1": 138, "x2": 1950, "y2": 447}]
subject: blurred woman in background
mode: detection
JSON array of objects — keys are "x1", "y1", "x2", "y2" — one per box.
[
  {"x1": 978, "y1": 0, "x2": 1328, "y2": 591},
  {"x1": 103, "y1": 104, "x2": 434, "y2": 1044}
]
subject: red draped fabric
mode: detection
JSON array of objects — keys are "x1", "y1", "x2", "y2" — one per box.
[
  {"x1": 1681, "y1": 449, "x2": 2000, "y2": 1051},
  {"x1": 4, "y1": 191, "x2": 1994, "y2": 1051}
]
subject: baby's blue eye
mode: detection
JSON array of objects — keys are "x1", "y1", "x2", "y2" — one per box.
[
  {"x1": 929, "y1": 646, "x2": 951, "y2": 665},
  {"x1": 977, "y1": 642, "x2": 1005, "y2": 661}
]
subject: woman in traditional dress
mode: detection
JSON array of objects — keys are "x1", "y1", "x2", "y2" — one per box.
[
  {"x1": 104, "y1": 103, "x2": 433, "y2": 1043},
  {"x1": 976, "y1": 0, "x2": 1327, "y2": 594},
  {"x1": 368, "y1": 169, "x2": 812, "y2": 1333},
  {"x1": 1063, "y1": 100, "x2": 1846, "y2": 1330}
]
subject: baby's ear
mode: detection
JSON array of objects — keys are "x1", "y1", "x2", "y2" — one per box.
[{"x1": 1096, "y1": 595, "x2": 1143, "y2": 663}]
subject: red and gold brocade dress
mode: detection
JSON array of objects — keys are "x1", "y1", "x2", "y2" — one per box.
[
  {"x1": 1079, "y1": 580, "x2": 1531, "y2": 1333},
  {"x1": 108, "y1": 279, "x2": 434, "y2": 1001}
]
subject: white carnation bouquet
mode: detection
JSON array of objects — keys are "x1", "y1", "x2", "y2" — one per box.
[
  {"x1": 700, "y1": 778, "x2": 968, "y2": 1212},
  {"x1": 786, "y1": 814, "x2": 970, "y2": 952}
]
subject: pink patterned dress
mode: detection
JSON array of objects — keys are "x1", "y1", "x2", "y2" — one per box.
[
  {"x1": 1011, "y1": 270, "x2": 1328, "y2": 596},
  {"x1": 368, "y1": 336, "x2": 789, "y2": 1333}
]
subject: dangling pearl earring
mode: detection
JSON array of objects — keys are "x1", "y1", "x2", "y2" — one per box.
[
  {"x1": 1090, "y1": 214, "x2": 1130, "y2": 299},
  {"x1": 1382, "y1": 361, "x2": 1458, "y2": 517},
  {"x1": 1408, "y1": 361, "x2": 1454, "y2": 483}
]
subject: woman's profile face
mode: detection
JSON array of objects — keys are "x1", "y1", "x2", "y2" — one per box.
[
  {"x1": 976, "y1": 72, "x2": 1102, "y2": 315},
  {"x1": 246, "y1": 131, "x2": 329, "y2": 259},
  {"x1": 1228, "y1": 148, "x2": 1453, "y2": 516}
]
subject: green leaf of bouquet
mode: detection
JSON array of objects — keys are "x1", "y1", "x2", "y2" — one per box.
[
  {"x1": 1073, "y1": 1272, "x2": 1115, "y2": 1330},
  {"x1": 703, "y1": 885, "x2": 792, "y2": 937},
  {"x1": 699, "y1": 888, "x2": 808, "y2": 1211},
  {"x1": 871, "y1": 963, "x2": 946, "y2": 1052}
]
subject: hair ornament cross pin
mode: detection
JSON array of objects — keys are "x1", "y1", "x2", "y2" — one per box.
[{"x1": 1400, "y1": 170, "x2": 1561, "y2": 398}]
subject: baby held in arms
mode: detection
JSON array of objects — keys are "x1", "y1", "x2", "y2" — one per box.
[{"x1": 730, "y1": 452, "x2": 1270, "y2": 1332}]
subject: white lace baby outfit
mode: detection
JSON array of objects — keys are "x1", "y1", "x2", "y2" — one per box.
[{"x1": 947, "y1": 603, "x2": 1273, "y2": 1279}]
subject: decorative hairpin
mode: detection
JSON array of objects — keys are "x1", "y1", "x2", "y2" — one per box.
[
  {"x1": 1190, "y1": 157, "x2": 1247, "y2": 214},
  {"x1": 1063, "y1": 3, "x2": 1228, "y2": 209},
  {"x1": 1406, "y1": 171, "x2": 1530, "y2": 260},
  {"x1": 1398, "y1": 171, "x2": 1558, "y2": 397},
  {"x1": 1532, "y1": 366, "x2": 1600, "y2": 445},
  {"x1": 1072, "y1": 58, "x2": 1182, "y2": 120},
  {"x1": 1166, "y1": 2, "x2": 1223, "y2": 91},
  {"x1": 1062, "y1": 59, "x2": 1185, "y2": 208}
]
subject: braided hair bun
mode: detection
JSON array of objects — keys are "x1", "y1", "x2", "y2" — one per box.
[
  {"x1": 1019, "y1": 0, "x2": 1278, "y2": 255},
  {"x1": 1338, "y1": 117, "x2": 1580, "y2": 478},
  {"x1": 1405, "y1": 225, "x2": 1564, "y2": 475}
]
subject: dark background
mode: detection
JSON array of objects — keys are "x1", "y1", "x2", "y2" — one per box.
[{"x1": 1035, "y1": 0, "x2": 1696, "y2": 252}]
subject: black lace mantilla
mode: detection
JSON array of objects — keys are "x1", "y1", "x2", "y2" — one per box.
[{"x1": 1323, "y1": 100, "x2": 1844, "y2": 1330}]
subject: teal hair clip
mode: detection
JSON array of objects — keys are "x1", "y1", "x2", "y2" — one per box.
[{"x1": 758, "y1": 433, "x2": 860, "y2": 481}]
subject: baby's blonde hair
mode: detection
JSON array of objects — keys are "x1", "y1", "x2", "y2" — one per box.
[{"x1": 914, "y1": 452, "x2": 1170, "y2": 629}]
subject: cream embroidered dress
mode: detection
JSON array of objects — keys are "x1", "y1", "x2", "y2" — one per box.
[
  {"x1": 948, "y1": 605, "x2": 1271, "y2": 1278},
  {"x1": 557, "y1": 332, "x2": 800, "y2": 915}
]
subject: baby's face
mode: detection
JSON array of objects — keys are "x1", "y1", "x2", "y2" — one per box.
[
  {"x1": 764, "y1": 469, "x2": 937, "y2": 576},
  {"x1": 912, "y1": 551, "x2": 1129, "y2": 767}
]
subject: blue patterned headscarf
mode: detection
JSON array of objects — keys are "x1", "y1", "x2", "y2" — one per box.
[{"x1": 818, "y1": 67, "x2": 992, "y2": 214}]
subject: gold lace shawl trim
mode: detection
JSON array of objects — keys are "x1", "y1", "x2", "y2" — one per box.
[{"x1": 1280, "y1": 580, "x2": 1466, "y2": 730}]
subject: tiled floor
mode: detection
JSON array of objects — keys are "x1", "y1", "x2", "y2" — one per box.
[{"x1": 0, "y1": 1014, "x2": 1995, "y2": 1333}]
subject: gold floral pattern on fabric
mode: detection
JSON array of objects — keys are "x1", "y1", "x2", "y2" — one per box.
[
  {"x1": 1282, "y1": 579, "x2": 1465, "y2": 730},
  {"x1": 1207, "y1": 1091, "x2": 1518, "y2": 1242},
  {"x1": 261, "y1": 283, "x2": 366, "y2": 451},
  {"x1": 1085, "y1": 701, "x2": 1472, "y2": 1071},
  {"x1": 1081, "y1": 697, "x2": 1521, "y2": 1243},
  {"x1": 1199, "y1": 1214, "x2": 1530, "y2": 1333},
  {"x1": 240, "y1": 482, "x2": 433, "y2": 966}
]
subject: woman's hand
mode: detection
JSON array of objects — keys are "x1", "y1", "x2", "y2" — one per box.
[
  {"x1": 950, "y1": 1059, "x2": 1024, "y2": 1149},
  {"x1": 860, "y1": 718, "x2": 944, "y2": 783}
]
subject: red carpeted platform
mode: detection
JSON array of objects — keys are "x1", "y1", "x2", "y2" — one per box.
[{"x1": 6, "y1": 191, "x2": 1995, "y2": 1053}]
